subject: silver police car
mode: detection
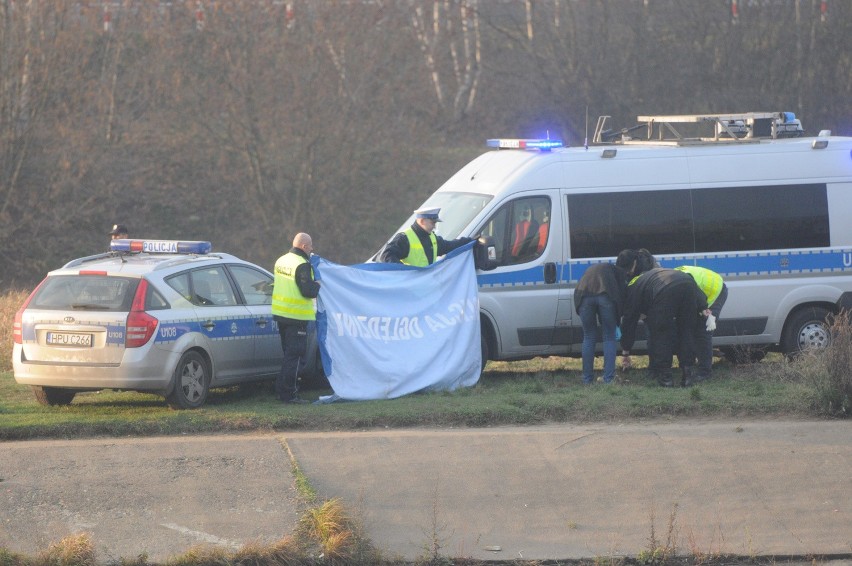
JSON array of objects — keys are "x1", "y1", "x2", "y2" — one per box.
[{"x1": 12, "y1": 239, "x2": 283, "y2": 409}]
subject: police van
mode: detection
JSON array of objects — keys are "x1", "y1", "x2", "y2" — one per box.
[{"x1": 386, "y1": 111, "x2": 852, "y2": 364}]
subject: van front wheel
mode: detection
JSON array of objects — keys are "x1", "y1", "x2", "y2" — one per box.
[
  {"x1": 480, "y1": 329, "x2": 491, "y2": 373},
  {"x1": 781, "y1": 307, "x2": 832, "y2": 358}
]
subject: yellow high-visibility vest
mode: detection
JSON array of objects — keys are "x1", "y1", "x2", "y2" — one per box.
[
  {"x1": 271, "y1": 252, "x2": 315, "y2": 320},
  {"x1": 676, "y1": 265, "x2": 724, "y2": 305},
  {"x1": 402, "y1": 229, "x2": 437, "y2": 267}
]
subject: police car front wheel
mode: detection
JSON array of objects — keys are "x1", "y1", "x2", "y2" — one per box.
[{"x1": 167, "y1": 351, "x2": 210, "y2": 410}]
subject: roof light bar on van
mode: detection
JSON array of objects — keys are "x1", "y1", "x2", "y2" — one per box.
[
  {"x1": 110, "y1": 239, "x2": 212, "y2": 254},
  {"x1": 486, "y1": 138, "x2": 564, "y2": 151}
]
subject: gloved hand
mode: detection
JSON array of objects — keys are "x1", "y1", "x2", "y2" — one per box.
[
  {"x1": 620, "y1": 354, "x2": 632, "y2": 371},
  {"x1": 705, "y1": 314, "x2": 717, "y2": 332}
]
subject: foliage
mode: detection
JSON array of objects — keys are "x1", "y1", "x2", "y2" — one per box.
[
  {"x1": 1, "y1": 1, "x2": 851, "y2": 288},
  {"x1": 763, "y1": 311, "x2": 852, "y2": 417},
  {"x1": 0, "y1": 289, "x2": 28, "y2": 372}
]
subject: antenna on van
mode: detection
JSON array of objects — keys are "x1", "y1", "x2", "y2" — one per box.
[{"x1": 584, "y1": 106, "x2": 589, "y2": 150}]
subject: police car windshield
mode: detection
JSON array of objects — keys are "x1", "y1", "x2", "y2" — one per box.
[{"x1": 410, "y1": 192, "x2": 492, "y2": 239}]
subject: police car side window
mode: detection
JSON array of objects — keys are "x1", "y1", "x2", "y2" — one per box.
[
  {"x1": 166, "y1": 273, "x2": 193, "y2": 303},
  {"x1": 228, "y1": 265, "x2": 273, "y2": 306},
  {"x1": 191, "y1": 268, "x2": 237, "y2": 307}
]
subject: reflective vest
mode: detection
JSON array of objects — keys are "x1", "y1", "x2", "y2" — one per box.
[
  {"x1": 271, "y1": 252, "x2": 315, "y2": 320},
  {"x1": 403, "y1": 229, "x2": 437, "y2": 267},
  {"x1": 675, "y1": 265, "x2": 724, "y2": 305}
]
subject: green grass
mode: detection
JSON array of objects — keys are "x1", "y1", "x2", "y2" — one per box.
[{"x1": 0, "y1": 353, "x2": 818, "y2": 441}]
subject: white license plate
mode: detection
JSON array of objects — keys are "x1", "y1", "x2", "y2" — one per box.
[{"x1": 46, "y1": 332, "x2": 93, "y2": 347}]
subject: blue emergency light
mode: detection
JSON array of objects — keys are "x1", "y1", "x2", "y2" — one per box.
[
  {"x1": 486, "y1": 138, "x2": 564, "y2": 151},
  {"x1": 110, "y1": 239, "x2": 212, "y2": 254}
]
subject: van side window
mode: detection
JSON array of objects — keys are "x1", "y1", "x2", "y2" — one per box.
[
  {"x1": 567, "y1": 183, "x2": 830, "y2": 259},
  {"x1": 481, "y1": 197, "x2": 550, "y2": 266},
  {"x1": 693, "y1": 184, "x2": 828, "y2": 252},
  {"x1": 568, "y1": 190, "x2": 692, "y2": 258}
]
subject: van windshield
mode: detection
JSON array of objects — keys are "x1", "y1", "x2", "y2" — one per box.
[{"x1": 410, "y1": 192, "x2": 493, "y2": 240}]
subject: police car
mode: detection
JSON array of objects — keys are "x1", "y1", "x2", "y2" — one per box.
[{"x1": 12, "y1": 239, "x2": 283, "y2": 409}]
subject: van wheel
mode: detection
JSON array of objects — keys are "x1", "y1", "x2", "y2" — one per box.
[
  {"x1": 480, "y1": 326, "x2": 492, "y2": 372},
  {"x1": 32, "y1": 386, "x2": 76, "y2": 406},
  {"x1": 166, "y1": 351, "x2": 209, "y2": 409},
  {"x1": 781, "y1": 307, "x2": 832, "y2": 358}
]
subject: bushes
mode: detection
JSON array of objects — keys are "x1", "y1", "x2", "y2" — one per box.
[{"x1": 776, "y1": 311, "x2": 852, "y2": 417}]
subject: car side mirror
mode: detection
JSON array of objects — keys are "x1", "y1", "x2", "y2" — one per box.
[{"x1": 474, "y1": 236, "x2": 498, "y2": 271}]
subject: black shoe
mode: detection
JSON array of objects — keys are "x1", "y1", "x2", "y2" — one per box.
[
  {"x1": 281, "y1": 396, "x2": 309, "y2": 404},
  {"x1": 650, "y1": 370, "x2": 673, "y2": 387},
  {"x1": 681, "y1": 366, "x2": 696, "y2": 387}
]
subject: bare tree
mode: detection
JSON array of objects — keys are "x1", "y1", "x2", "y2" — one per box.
[{"x1": 409, "y1": 0, "x2": 481, "y2": 122}]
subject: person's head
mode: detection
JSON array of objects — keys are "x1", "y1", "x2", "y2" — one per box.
[
  {"x1": 293, "y1": 232, "x2": 314, "y2": 255},
  {"x1": 635, "y1": 248, "x2": 657, "y2": 274},
  {"x1": 109, "y1": 224, "x2": 129, "y2": 240},
  {"x1": 616, "y1": 249, "x2": 638, "y2": 276},
  {"x1": 519, "y1": 206, "x2": 532, "y2": 222},
  {"x1": 413, "y1": 208, "x2": 441, "y2": 234}
]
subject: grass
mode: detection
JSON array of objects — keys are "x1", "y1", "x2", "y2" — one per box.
[
  {"x1": 0, "y1": 353, "x2": 820, "y2": 441},
  {"x1": 3, "y1": 291, "x2": 851, "y2": 565}
]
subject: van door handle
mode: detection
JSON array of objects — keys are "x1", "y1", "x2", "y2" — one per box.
[
  {"x1": 544, "y1": 262, "x2": 557, "y2": 284},
  {"x1": 202, "y1": 320, "x2": 215, "y2": 330}
]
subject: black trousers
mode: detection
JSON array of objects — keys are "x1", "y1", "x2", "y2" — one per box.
[
  {"x1": 274, "y1": 317, "x2": 307, "y2": 400},
  {"x1": 645, "y1": 282, "x2": 698, "y2": 375}
]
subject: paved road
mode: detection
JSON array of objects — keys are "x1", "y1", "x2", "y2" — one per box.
[{"x1": 1, "y1": 420, "x2": 851, "y2": 563}]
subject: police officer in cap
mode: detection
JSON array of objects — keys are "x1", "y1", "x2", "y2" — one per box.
[
  {"x1": 379, "y1": 208, "x2": 474, "y2": 266},
  {"x1": 109, "y1": 224, "x2": 129, "y2": 240}
]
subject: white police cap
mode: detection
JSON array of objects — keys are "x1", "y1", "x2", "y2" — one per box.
[{"x1": 414, "y1": 207, "x2": 442, "y2": 221}]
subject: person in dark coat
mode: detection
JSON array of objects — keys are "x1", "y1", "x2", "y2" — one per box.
[
  {"x1": 379, "y1": 208, "x2": 474, "y2": 266},
  {"x1": 620, "y1": 267, "x2": 708, "y2": 387}
]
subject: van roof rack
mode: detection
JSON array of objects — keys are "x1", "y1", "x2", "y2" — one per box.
[{"x1": 593, "y1": 111, "x2": 804, "y2": 146}]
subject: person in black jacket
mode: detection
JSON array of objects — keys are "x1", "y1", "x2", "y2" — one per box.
[
  {"x1": 379, "y1": 208, "x2": 474, "y2": 266},
  {"x1": 620, "y1": 267, "x2": 708, "y2": 387},
  {"x1": 574, "y1": 258, "x2": 631, "y2": 384}
]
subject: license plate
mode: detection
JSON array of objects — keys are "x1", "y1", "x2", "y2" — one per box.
[{"x1": 46, "y1": 332, "x2": 93, "y2": 347}]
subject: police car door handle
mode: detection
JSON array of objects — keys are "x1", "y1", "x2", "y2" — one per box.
[
  {"x1": 202, "y1": 320, "x2": 215, "y2": 330},
  {"x1": 544, "y1": 262, "x2": 557, "y2": 284},
  {"x1": 255, "y1": 318, "x2": 268, "y2": 328}
]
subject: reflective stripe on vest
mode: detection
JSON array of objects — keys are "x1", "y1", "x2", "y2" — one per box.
[
  {"x1": 402, "y1": 229, "x2": 437, "y2": 267},
  {"x1": 271, "y1": 252, "x2": 315, "y2": 320},
  {"x1": 675, "y1": 265, "x2": 723, "y2": 305}
]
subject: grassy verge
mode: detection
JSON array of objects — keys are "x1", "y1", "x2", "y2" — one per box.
[{"x1": 0, "y1": 353, "x2": 821, "y2": 441}]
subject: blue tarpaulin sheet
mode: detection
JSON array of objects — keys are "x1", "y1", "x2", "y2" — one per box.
[{"x1": 311, "y1": 243, "x2": 481, "y2": 402}]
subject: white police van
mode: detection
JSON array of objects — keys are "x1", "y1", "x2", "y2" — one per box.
[
  {"x1": 388, "y1": 112, "x2": 852, "y2": 364},
  {"x1": 12, "y1": 239, "x2": 288, "y2": 408}
]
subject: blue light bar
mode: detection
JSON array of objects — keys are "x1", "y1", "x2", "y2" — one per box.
[
  {"x1": 486, "y1": 138, "x2": 564, "y2": 151},
  {"x1": 110, "y1": 239, "x2": 212, "y2": 254}
]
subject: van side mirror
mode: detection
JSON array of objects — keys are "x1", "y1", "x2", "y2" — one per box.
[{"x1": 474, "y1": 236, "x2": 497, "y2": 271}]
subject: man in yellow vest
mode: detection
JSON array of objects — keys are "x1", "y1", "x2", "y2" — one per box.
[
  {"x1": 379, "y1": 207, "x2": 475, "y2": 266},
  {"x1": 675, "y1": 265, "x2": 728, "y2": 381},
  {"x1": 272, "y1": 232, "x2": 321, "y2": 403}
]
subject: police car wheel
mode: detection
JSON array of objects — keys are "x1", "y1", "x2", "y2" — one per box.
[
  {"x1": 32, "y1": 386, "x2": 76, "y2": 406},
  {"x1": 781, "y1": 306, "x2": 832, "y2": 358},
  {"x1": 167, "y1": 351, "x2": 210, "y2": 410}
]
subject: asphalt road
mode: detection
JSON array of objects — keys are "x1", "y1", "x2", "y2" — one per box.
[{"x1": 1, "y1": 420, "x2": 851, "y2": 563}]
